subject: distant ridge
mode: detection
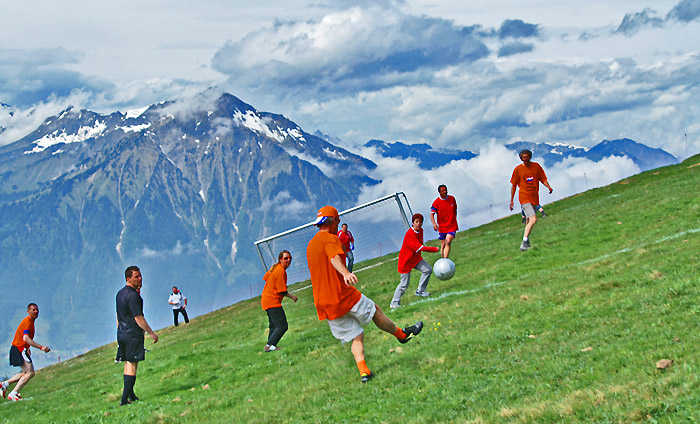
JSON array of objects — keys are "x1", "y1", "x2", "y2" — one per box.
[{"x1": 365, "y1": 138, "x2": 678, "y2": 171}]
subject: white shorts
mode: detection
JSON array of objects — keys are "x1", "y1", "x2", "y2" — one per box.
[
  {"x1": 327, "y1": 294, "x2": 377, "y2": 344},
  {"x1": 521, "y1": 203, "x2": 536, "y2": 218}
]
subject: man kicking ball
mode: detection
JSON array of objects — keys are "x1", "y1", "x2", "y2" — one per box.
[{"x1": 306, "y1": 206, "x2": 424, "y2": 383}]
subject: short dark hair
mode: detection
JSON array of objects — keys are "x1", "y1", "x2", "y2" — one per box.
[
  {"x1": 412, "y1": 213, "x2": 424, "y2": 223},
  {"x1": 519, "y1": 149, "x2": 532, "y2": 158},
  {"x1": 438, "y1": 184, "x2": 447, "y2": 192},
  {"x1": 125, "y1": 265, "x2": 141, "y2": 279},
  {"x1": 27, "y1": 303, "x2": 38, "y2": 310}
]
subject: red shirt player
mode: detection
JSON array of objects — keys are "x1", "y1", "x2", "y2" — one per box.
[
  {"x1": 391, "y1": 213, "x2": 440, "y2": 308},
  {"x1": 430, "y1": 184, "x2": 458, "y2": 258},
  {"x1": 337, "y1": 223, "x2": 355, "y2": 272}
]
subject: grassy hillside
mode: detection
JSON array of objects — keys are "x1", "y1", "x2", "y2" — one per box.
[{"x1": 3, "y1": 155, "x2": 699, "y2": 423}]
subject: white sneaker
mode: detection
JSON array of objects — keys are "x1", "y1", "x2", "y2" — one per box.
[
  {"x1": 8, "y1": 392, "x2": 21, "y2": 401},
  {"x1": 1, "y1": 381, "x2": 8, "y2": 399}
]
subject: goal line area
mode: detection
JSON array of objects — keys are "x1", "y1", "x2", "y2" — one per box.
[{"x1": 254, "y1": 192, "x2": 413, "y2": 286}]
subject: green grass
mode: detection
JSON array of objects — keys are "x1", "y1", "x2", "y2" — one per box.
[{"x1": 3, "y1": 156, "x2": 700, "y2": 423}]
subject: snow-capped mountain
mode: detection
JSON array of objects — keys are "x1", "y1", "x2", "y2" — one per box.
[
  {"x1": 505, "y1": 139, "x2": 679, "y2": 171},
  {"x1": 365, "y1": 138, "x2": 678, "y2": 172},
  {"x1": 0, "y1": 91, "x2": 377, "y2": 359},
  {"x1": 364, "y1": 139, "x2": 477, "y2": 169}
]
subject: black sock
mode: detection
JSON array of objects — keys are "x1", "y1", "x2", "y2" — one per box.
[{"x1": 121, "y1": 375, "x2": 136, "y2": 405}]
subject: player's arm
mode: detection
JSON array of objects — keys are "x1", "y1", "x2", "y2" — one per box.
[
  {"x1": 23, "y1": 334, "x2": 50, "y2": 352},
  {"x1": 134, "y1": 315, "x2": 159, "y2": 343},
  {"x1": 330, "y1": 254, "x2": 358, "y2": 286},
  {"x1": 542, "y1": 180, "x2": 553, "y2": 194},
  {"x1": 430, "y1": 210, "x2": 438, "y2": 231},
  {"x1": 281, "y1": 291, "x2": 298, "y2": 303},
  {"x1": 509, "y1": 183, "x2": 517, "y2": 211}
]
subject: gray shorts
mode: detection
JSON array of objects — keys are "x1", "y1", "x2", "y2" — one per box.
[
  {"x1": 521, "y1": 203, "x2": 536, "y2": 218},
  {"x1": 327, "y1": 294, "x2": 377, "y2": 344}
]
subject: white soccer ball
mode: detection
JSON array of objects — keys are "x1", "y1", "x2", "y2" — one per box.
[{"x1": 433, "y1": 258, "x2": 456, "y2": 281}]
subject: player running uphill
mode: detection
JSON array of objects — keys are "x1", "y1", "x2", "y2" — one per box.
[
  {"x1": 1, "y1": 303, "x2": 51, "y2": 401},
  {"x1": 306, "y1": 205, "x2": 423, "y2": 383}
]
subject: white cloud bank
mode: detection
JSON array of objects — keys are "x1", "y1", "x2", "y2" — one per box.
[{"x1": 357, "y1": 143, "x2": 640, "y2": 233}]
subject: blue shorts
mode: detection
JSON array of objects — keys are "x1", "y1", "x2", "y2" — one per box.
[{"x1": 438, "y1": 231, "x2": 456, "y2": 240}]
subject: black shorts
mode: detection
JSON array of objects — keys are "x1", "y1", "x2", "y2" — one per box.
[
  {"x1": 116, "y1": 333, "x2": 145, "y2": 363},
  {"x1": 9, "y1": 346, "x2": 31, "y2": 367}
]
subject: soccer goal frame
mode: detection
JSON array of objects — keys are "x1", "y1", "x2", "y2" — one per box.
[{"x1": 254, "y1": 192, "x2": 413, "y2": 285}]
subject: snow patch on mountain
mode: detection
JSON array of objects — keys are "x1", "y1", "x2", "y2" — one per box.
[
  {"x1": 25, "y1": 119, "x2": 107, "y2": 154},
  {"x1": 125, "y1": 106, "x2": 149, "y2": 119}
]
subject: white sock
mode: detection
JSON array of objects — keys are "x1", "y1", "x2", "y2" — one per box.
[{"x1": 523, "y1": 236, "x2": 529, "y2": 241}]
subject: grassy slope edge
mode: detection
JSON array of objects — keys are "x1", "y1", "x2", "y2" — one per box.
[{"x1": 3, "y1": 155, "x2": 699, "y2": 423}]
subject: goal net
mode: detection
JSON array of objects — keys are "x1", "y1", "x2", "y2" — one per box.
[{"x1": 254, "y1": 192, "x2": 413, "y2": 286}]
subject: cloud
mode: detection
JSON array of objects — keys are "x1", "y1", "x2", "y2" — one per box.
[
  {"x1": 258, "y1": 190, "x2": 312, "y2": 220},
  {"x1": 497, "y1": 19, "x2": 540, "y2": 39},
  {"x1": 615, "y1": 8, "x2": 664, "y2": 36},
  {"x1": 356, "y1": 142, "x2": 641, "y2": 233},
  {"x1": 497, "y1": 42, "x2": 534, "y2": 57},
  {"x1": 211, "y1": 5, "x2": 489, "y2": 99},
  {"x1": 0, "y1": 48, "x2": 112, "y2": 107},
  {"x1": 667, "y1": 0, "x2": 700, "y2": 22}
]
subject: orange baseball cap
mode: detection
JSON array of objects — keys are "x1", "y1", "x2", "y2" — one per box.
[{"x1": 313, "y1": 205, "x2": 339, "y2": 225}]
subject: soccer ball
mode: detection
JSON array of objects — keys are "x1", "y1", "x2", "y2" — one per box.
[{"x1": 433, "y1": 258, "x2": 456, "y2": 281}]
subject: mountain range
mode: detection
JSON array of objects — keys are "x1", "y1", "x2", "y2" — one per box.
[
  {"x1": 0, "y1": 90, "x2": 680, "y2": 369},
  {"x1": 365, "y1": 138, "x2": 679, "y2": 171},
  {"x1": 0, "y1": 91, "x2": 376, "y2": 366}
]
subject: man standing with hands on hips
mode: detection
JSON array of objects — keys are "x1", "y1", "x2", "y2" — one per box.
[
  {"x1": 116, "y1": 265, "x2": 158, "y2": 406},
  {"x1": 168, "y1": 286, "x2": 189, "y2": 326}
]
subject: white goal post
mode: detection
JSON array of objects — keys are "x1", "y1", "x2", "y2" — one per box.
[{"x1": 254, "y1": 192, "x2": 413, "y2": 285}]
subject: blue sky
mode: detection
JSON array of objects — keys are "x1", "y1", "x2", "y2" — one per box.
[
  {"x1": 0, "y1": 0, "x2": 700, "y2": 156},
  {"x1": 1, "y1": 0, "x2": 698, "y2": 158}
]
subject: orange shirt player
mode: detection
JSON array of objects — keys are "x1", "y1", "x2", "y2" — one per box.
[
  {"x1": 1, "y1": 303, "x2": 51, "y2": 402},
  {"x1": 509, "y1": 149, "x2": 553, "y2": 251},
  {"x1": 261, "y1": 250, "x2": 298, "y2": 352},
  {"x1": 306, "y1": 205, "x2": 424, "y2": 383}
]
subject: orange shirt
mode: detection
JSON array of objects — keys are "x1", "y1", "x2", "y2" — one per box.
[
  {"x1": 511, "y1": 162, "x2": 547, "y2": 206},
  {"x1": 261, "y1": 264, "x2": 288, "y2": 310},
  {"x1": 306, "y1": 231, "x2": 362, "y2": 321},
  {"x1": 12, "y1": 316, "x2": 35, "y2": 351}
]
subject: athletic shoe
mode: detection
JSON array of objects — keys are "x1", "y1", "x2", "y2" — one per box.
[
  {"x1": 264, "y1": 345, "x2": 279, "y2": 352},
  {"x1": 520, "y1": 240, "x2": 531, "y2": 251},
  {"x1": 8, "y1": 392, "x2": 21, "y2": 401},
  {"x1": 1, "y1": 381, "x2": 8, "y2": 399},
  {"x1": 398, "y1": 321, "x2": 424, "y2": 344},
  {"x1": 541, "y1": 211, "x2": 547, "y2": 218},
  {"x1": 414, "y1": 290, "x2": 430, "y2": 297},
  {"x1": 361, "y1": 372, "x2": 374, "y2": 383},
  {"x1": 120, "y1": 400, "x2": 132, "y2": 406},
  {"x1": 128, "y1": 394, "x2": 140, "y2": 402},
  {"x1": 390, "y1": 303, "x2": 400, "y2": 309}
]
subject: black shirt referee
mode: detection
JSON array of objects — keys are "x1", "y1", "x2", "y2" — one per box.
[{"x1": 116, "y1": 265, "x2": 158, "y2": 406}]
